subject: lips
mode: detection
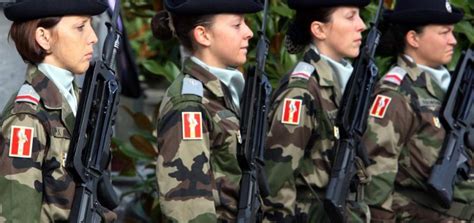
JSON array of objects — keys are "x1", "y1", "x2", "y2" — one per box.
[{"x1": 84, "y1": 52, "x2": 93, "y2": 60}]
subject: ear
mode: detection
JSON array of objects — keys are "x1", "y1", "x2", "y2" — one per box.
[
  {"x1": 193, "y1": 25, "x2": 211, "y2": 48},
  {"x1": 310, "y1": 21, "x2": 327, "y2": 41},
  {"x1": 405, "y1": 30, "x2": 420, "y2": 49},
  {"x1": 35, "y1": 27, "x2": 52, "y2": 52}
]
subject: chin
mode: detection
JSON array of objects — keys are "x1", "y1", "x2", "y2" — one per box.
[
  {"x1": 75, "y1": 66, "x2": 90, "y2": 75},
  {"x1": 234, "y1": 58, "x2": 246, "y2": 67},
  {"x1": 346, "y1": 51, "x2": 359, "y2": 59}
]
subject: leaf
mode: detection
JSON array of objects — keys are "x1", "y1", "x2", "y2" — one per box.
[
  {"x1": 111, "y1": 141, "x2": 136, "y2": 176},
  {"x1": 271, "y1": 5, "x2": 293, "y2": 18},
  {"x1": 112, "y1": 138, "x2": 154, "y2": 161},
  {"x1": 455, "y1": 21, "x2": 474, "y2": 43},
  {"x1": 142, "y1": 59, "x2": 180, "y2": 82},
  {"x1": 121, "y1": 106, "x2": 154, "y2": 131},
  {"x1": 450, "y1": 0, "x2": 472, "y2": 12},
  {"x1": 130, "y1": 134, "x2": 158, "y2": 157}
]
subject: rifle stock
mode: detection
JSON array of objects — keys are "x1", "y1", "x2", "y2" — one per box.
[
  {"x1": 66, "y1": 1, "x2": 122, "y2": 222},
  {"x1": 237, "y1": 0, "x2": 271, "y2": 222},
  {"x1": 427, "y1": 48, "x2": 474, "y2": 208},
  {"x1": 324, "y1": 1, "x2": 383, "y2": 222}
]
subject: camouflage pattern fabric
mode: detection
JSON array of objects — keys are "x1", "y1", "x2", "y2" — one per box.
[
  {"x1": 363, "y1": 56, "x2": 474, "y2": 222},
  {"x1": 262, "y1": 49, "x2": 369, "y2": 222},
  {"x1": 156, "y1": 58, "x2": 243, "y2": 222},
  {"x1": 0, "y1": 65, "x2": 78, "y2": 222}
]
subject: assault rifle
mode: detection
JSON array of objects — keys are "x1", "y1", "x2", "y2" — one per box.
[
  {"x1": 237, "y1": 0, "x2": 271, "y2": 222},
  {"x1": 324, "y1": 1, "x2": 384, "y2": 222},
  {"x1": 66, "y1": 1, "x2": 122, "y2": 222},
  {"x1": 427, "y1": 48, "x2": 474, "y2": 209}
]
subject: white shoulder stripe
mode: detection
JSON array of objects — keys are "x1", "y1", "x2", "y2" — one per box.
[
  {"x1": 15, "y1": 84, "x2": 40, "y2": 105},
  {"x1": 290, "y1": 62, "x2": 314, "y2": 80},
  {"x1": 383, "y1": 66, "x2": 407, "y2": 85}
]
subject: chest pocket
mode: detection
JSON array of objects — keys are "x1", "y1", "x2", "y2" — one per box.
[
  {"x1": 402, "y1": 96, "x2": 445, "y2": 178},
  {"x1": 47, "y1": 126, "x2": 71, "y2": 168},
  {"x1": 212, "y1": 109, "x2": 241, "y2": 154}
]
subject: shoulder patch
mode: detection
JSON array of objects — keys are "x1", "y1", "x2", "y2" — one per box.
[
  {"x1": 15, "y1": 84, "x2": 40, "y2": 105},
  {"x1": 181, "y1": 77, "x2": 203, "y2": 97},
  {"x1": 9, "y1": 125, "x2": 34, "y2": 158},
  {"x1": 182, "y1": 112, "x2": 203, "y2": 140},
  {"x1": 281, "y1": 98, "x2": 303, "y2": 125},
  {"x1": 369, "y1": 95, "x2": 392, "y2": 119},
  {"x1": 290, "y1": 61, "x2": 314, "y2": 80},
  {"x1": 383, "y1": 66, "x2": 407, "y2": 86}
]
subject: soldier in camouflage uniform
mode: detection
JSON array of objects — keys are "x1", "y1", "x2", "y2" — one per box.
[
  {"x1": 262, "y1": 0, "x2": 370, "y2": 222},
  {"x1": 361, "y1": 0, "x2": 472, "y2": 222},
  {"x1": 152, "y1": 0, "x2": 262, "y2": 222},
  {"x1": 0, "y1": 0, "x2": 109, "y2": 222}
]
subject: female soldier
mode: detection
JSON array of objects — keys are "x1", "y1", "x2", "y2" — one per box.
[
  {"x1": 362, "y1": 0, "x2": 471, "y2": 221},
  {"x1": 263, "y1": 0, "x2": 369, "y2": 222},
  {"x1": 0, "y1": 0, "x2": 109, "y2": 222},
  {"x1": 152, "y1": 0, "x2": 262, "y2": 221}
]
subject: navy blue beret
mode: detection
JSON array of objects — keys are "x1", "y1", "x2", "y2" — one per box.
[
  {"x1": 165, "y1": 0, "x2": 263, "y2": 15},
  {"x1": 287, "y1": 0, "x2": 370, "y2": 9},
  {"x1": 385, "y1": 0, "x2": 463, "y2": 25},
  {"x1": 4, "y1": 0, "x2": 108, "y2": 22}
]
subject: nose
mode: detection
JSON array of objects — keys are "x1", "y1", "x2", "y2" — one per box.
[
  {"x1": 243, "y1": 22, "x2": 254, "y2": 40},
  {"x1": 357, "y1": 15, "x2": 367, "y2": 32},
  {"x1": 448, "y1": 31, "x2": 457, "y2": 46},
  {"x1": 88, "y1": 24, "x2": 99, "y2": 45}
]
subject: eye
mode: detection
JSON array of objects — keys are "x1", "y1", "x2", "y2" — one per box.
[
  {"x1": 77, "y1": 25, "x2": 85, "y2": 32},
  {"x1": 347, "y1": 12, "x2": 356, "y2": 20}
]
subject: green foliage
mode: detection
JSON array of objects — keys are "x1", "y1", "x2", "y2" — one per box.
[
  {"x1": 112, "y1": 105, "x2": 161, "y2": 222},
  {"x1": 245, "y1": 0, "x2": 298, "y2": 87},
  {"x1": 122, "y1": 0, "x2": 182, "y2": 84},
  {"x1": 450, "y1": 0, "x2": 474, "y2": 69}
]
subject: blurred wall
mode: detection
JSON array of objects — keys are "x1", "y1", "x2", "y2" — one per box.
[{"x1": 0, "y1": 8, "x2": 27, "y2": 111}]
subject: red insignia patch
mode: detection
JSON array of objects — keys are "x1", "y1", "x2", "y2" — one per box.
[
  {"x1": 9, "y1": 126, "x2": 34, "y2": 158},
  {"x1": 182, "y1": 112, "x2": 203, "y2": 140},
  {"x1": 369, "y1": 95, "x2": 392, "y2": 119},
  {"x1": 281, "y1": 99, "x2": 303, "y2": 125}
]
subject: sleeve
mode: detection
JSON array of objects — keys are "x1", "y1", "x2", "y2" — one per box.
[
  {"x1": 156, "y1": 101, "x2": 217, "y2": 223},
  {"x1": 262, "y1": 87, "x2": 316, "y2": 222},
  {"x1": 0, "y1": 113, "x2": 47, "y2": 222},
  {"x1": 362, "y1": 89, "x2": 416, "y2": 222}
]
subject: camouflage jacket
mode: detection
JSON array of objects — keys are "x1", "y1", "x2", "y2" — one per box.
[
  {"x1": 156, "y1": 58, "x2": 243, "y2": 222},
  {"x1": 363, "y1": 56, "x2": 474, "y2": 222},
  {"x1": 0, "y1": 65, "x2": 77, "y2": 222},
  {"x1": 263, "y1": 49, "x2": 369, "y2": 222}
]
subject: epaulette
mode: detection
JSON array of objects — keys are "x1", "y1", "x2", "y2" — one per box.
[
  {"x1": 290, "y1": 61, "x2": 315, "y2": 80},
  {"x1": 15, "y1": 84, "x2": 40, "y2": 105},
  {"x1": 383, "y1": 66, "x2": 407, "y2": 86},
  {"x1": 181, "y1": 77, "x2": 203, "y2": 97}
]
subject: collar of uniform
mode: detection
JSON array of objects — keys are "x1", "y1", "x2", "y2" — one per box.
[
  {"x1": 399, "y1": 55, "x2": 422, "y2": 82},
  {"x1": 190, "y1": 56, "x2": 244, "y2": 110},
  {"x1": 398, "y1": 55, "x2": 444, "y2": 100},
  {"x1": 417, "y1": 64, "x2": 450, "y2": 93},
  {"x1": 304, "y1": 48, "x2": 336, "y2": 87},
  {"x1": 25, "y1": 64, "x2": 76, "y2": 134},
  {"x1": 183, "y1": 58, "x2": 225, "y2": 98},
  {"x1": 25, "y1": 64, "x2": 63, "y2": 110}
]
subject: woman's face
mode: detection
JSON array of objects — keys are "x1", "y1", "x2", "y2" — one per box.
[
  {"x1": 315, "y1": 7, "x2": 366, "y2": 61},
  {"x1": 409, "y1": 25, "x2": 457, "y2": 67},
  {"x1": 41, "y1": 16, "x2": 98, "y2": 74},
  {"x1": 201, "y1": 14, "x2": 254, "y2": 68}
]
